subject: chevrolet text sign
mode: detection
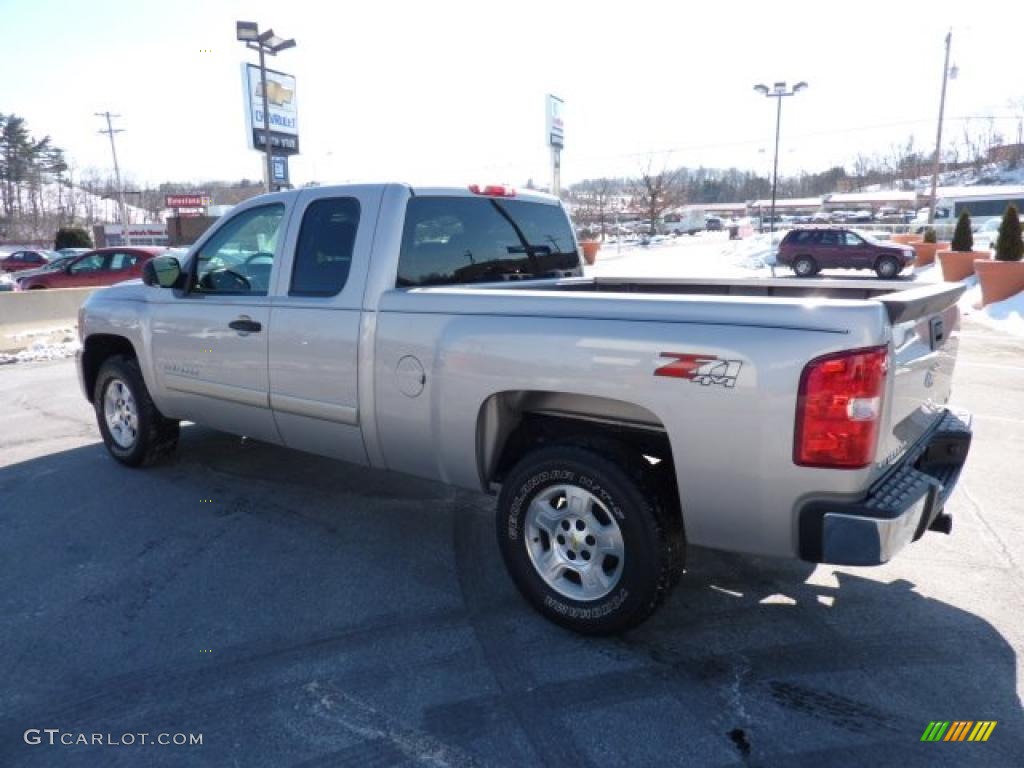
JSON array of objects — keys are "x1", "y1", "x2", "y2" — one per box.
[{"x1": 242, "y1": 63, "x2": 300, "y2": 155}]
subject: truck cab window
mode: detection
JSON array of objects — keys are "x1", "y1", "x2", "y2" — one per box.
[
  {"x1": 290, "y1": 197, "x2": 360, "y2": 296},
  {"x1": 397, "y1": 196, "x2": 581, "y2": 287},
  {"x1": 194, "y1": 204, "x2": 284, "y2": 295}
]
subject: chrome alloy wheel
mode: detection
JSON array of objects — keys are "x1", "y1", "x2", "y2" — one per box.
[
  {"x1": 103, "y1": 378, "x2": 139, "y2": 449},
  {"x1": 524, "y1": 484, "x2": 625, "y2": 601}
]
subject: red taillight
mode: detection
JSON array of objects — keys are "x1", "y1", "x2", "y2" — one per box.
[
  {"x1": 794, "y1": 345, "x2": 888, "y2": 469},
  {"x1": 468, "y1": 184, "x2": 516, "y2": 197}
]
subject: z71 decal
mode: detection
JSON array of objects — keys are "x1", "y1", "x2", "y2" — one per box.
[{"x1": 654, "y1": 353, "x2": 743, "y2": 388}]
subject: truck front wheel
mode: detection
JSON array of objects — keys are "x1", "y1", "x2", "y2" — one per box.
[
  {"x1": 497, "y1": 444, "x2": 684, "y2": 634},
  {"x1": 93, "y1": 354, "x2": 179, "y2": 467}
]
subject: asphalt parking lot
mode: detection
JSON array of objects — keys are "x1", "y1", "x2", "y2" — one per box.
[{"x1": 1, "y1": 320, "x2": 1021, "y2": 767}]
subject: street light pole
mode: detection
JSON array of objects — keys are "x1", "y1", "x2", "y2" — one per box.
[
  {"x1": 753, "y1": 81, "x2": 808, "y2": 242},
  {"x1": 236, "y1": 21, "x2": 296, "y2": 195},
  {"x1": 928, "y1": 30, "x2": 953, "y2": 225}
]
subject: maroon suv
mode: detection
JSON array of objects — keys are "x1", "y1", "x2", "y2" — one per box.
[{"x1": 777, "y1": 228, "x2": 915, "y2": 278}]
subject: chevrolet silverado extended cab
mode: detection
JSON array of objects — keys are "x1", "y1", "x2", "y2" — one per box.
[{"x1": 77, "y1": 183, "x2": 972, "y2": 634}]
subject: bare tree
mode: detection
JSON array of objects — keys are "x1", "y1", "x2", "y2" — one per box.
[{"x1": 631, "y1": 159, "x2": 683, "y2": 235}]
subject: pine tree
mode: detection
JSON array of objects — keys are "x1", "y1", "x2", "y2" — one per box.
[
  {"x1": 951, "y1": 211, "x2": 973, "y2": 252},
  {"x1": 995, "y1": 204, "x2": 1023, "y2": 262}
]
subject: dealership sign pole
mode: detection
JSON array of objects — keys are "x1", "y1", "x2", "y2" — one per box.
[
  {"x1": 547, "y1": 95, "x2": 564, "y2": 198},
  {"x1": 236, "y1": 22, "x2": 297, "y2": 194}
]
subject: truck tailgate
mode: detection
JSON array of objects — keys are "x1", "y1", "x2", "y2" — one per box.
[{"x1": 876, "y1": 283, "x2": 966, "y2": 478}]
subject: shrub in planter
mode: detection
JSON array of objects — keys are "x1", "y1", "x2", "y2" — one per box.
[
  {"x1": 995, "y1": 204, "x2": 1023, "y2": 262},
  {"x1": 951, "y1": 212, "x2": 973, "y2": 252},
  {"x1": 54, "y1": 227, "x2": 92, "y2": 249},
  {"x1": 939, "y1": 211, "x2": 989, "y2": 281},
  {"x1": 975, "y1": 205, "x2": 1024, "y2": 305}
]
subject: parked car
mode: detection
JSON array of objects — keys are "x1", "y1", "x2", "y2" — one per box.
[
  {"x1": 777, "y1": 227, "x2": 916, "y2": 278},
  {"x1": 76, "y1": 183, "x2": 971, "y2": 634},
  {"x1": 705, "y1": 216, "x2": 723, "y2": 231},
  {"x1": 1, "y1": 249, "x2": 54, "y2": 273},
  {"x1": 17, "y1": 247, "x2": 164, "y2": 290},
  {"x1": 56, "y1": 247, "x2": 92, "y2": 258},
  {"x1": 10, "y1": 254, "x2": 80, "y2": 282}
]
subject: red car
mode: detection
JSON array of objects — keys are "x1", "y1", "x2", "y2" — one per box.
[
  {"x1": 1, "y1": 249, "x2": 53, "y2": 273},
  {"x1": 17, "y1": 247, "x2": 165, "y2": 290}
]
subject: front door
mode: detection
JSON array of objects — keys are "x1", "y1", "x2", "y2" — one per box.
[
  {"x1": 841, "y1": 230, "x2": 873, "y2": 268},
  {"x1": 148, "y1": 203, "x2": 288, "y2": 444},
  {"x1": 66, "y1": 252, "x2": 113, "y2": 287}
]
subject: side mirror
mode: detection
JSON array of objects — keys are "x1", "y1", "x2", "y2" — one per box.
[{"x1": 142, "y1": 255, "x2": 182, "y2": 288}]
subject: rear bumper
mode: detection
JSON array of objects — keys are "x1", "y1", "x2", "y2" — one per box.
[{"x1": 799, "y1": 409, "x2": 972, "y2": 566}]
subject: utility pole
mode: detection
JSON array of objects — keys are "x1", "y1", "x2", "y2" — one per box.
[
  {"x1": 928, "y1": 30, "x2": 953, "y2": 225},
  {"x1": 96, "y1": 111, "x2": 129, "y2": 244}
]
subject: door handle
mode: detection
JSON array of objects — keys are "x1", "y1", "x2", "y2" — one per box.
[{"x1": 229, "y1": 317, "x2": 262, "y2": 333}]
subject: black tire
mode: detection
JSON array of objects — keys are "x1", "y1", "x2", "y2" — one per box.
[
  {"x1": 875, "y1": 255, "x2": 900, "y2": 279},
  {"x1": 93, "y1": 354, "x2": 179, "y2": 467},
  {"x1": 792, "y1": 255, "x2": 818, "y2": 277},
  {"x1": 497, "y1": 443, "x2": 684, "y2": 635}
]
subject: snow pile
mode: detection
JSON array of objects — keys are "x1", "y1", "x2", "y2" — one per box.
[
  {"x1": 0, "y1": 338, "x2": 81, "y2": 365},
  {"x1": 978, "y1": 291, "x2": 1024, "y2": 336}
]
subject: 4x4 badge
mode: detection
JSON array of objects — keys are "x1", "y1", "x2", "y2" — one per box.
[{"x1": 654, "y1": 353, "x2": 743, "y2": 388}]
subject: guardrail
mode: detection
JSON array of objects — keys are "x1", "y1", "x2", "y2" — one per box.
[{"x1": 0, "y1": 287, "x2": 96, "y2": 350}]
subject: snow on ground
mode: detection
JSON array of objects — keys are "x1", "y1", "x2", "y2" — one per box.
[
  {"x1": 958, "y1": 277, "x2": 1024, "y2": 337},
  {"x1": 0, "y1": 326, "x2": 80, "y2": 365},
  {"x1": 585, "y1": 231, "x2": 779, "y2": 279},
  {"x1": 0, "y1": 339, "x2": 80, "y2": 365}
]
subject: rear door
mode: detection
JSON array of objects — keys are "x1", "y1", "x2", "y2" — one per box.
[
  {"x1": 816, "y1": 230, "x2": 841, "y2": 267},
  {"x1": 105, "y1": 251, "x2": 144, "y2": 286},
  {"x1": 266, "y1": 186, "x2": 382, "y2": 465}
]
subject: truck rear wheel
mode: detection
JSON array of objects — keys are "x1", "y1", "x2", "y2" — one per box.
[
  {"x1": 94, "y1": 354, "x2": 179, "y2": 467},
  {"x1": 497, "y1": 444, "x2": 684, "y2": 634}
]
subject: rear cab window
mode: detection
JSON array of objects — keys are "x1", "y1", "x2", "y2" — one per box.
[{"x1": 397, "y1": 196, "x2": 581, "y2": 287}]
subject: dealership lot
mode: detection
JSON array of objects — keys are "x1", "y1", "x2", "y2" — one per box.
[{"x1": 1, "y1": 321, "x2": 1022, "y2": 767}]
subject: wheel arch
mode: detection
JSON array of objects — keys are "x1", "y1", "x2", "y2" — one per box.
[
  {"x1": 81, "y1": 334, "x2": 139, "y2": 403},
  {"x1": 476, "y1": 390, "x2": 681, "y2": 515}
]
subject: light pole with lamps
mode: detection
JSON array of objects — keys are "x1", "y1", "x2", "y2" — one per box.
[
  {"x1": 753, "y1": 81, "x2": 808, "y2": 241},
  {"x1": 236, "y1": 21, "x2": 296, "y2": 194}
]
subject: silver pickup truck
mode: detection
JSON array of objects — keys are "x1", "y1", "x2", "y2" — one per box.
[{"x1": 77, "y1": 183, "x2": 972, "y2": 634}]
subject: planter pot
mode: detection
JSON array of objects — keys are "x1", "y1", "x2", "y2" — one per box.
[
  {"x1": 938, "y1": 250, "x2": 989, "y2": 282},
  {"x1": 975, "y1": 259, "x2": 1024, "y2": 307},
  {"x1": 911, "y1": 241, "x2": 950, "y2": 267},
  {"x1": 580, "y1": 241, "x2": 601, "y2": 265},
  {"x1": 890, "y1": 233, "x2": 922, "y2": 245}
]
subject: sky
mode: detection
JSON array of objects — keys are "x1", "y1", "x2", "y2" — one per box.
[{"x1": 2, "y1": 0, "x2": 1021, "y2": 191}]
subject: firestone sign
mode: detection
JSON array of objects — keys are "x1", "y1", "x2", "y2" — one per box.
[
  {"x1": 242, "y1": 63, "x2": 300, "y2": 156},
  {"x1": 165, "y1": 194, "x2": 211, "y2": 209}
]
